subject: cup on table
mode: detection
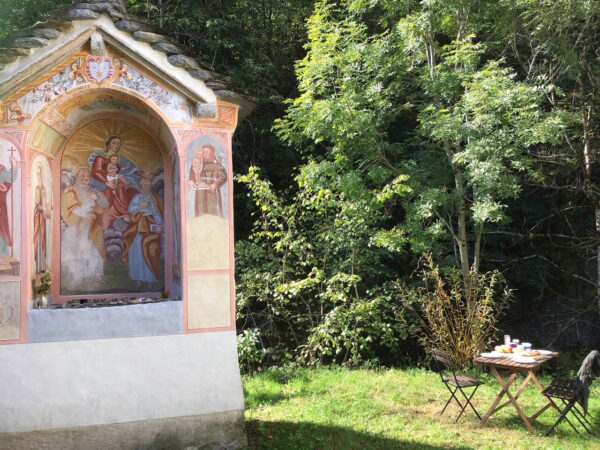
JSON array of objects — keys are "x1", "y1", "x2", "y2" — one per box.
[{"x1": 522, "y1": 342, "x2": 532, "y2": 351}]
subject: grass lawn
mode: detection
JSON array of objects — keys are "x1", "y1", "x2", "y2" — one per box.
[{"x1": 243, "y1": 366, "x2": 600, "y2": 449}]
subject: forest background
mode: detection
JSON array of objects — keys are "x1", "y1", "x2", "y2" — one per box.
[{"x1": 2, "y1": 0, "x2": 600, "y2": 369}]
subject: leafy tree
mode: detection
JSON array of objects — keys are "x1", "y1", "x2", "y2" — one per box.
[{"x1": 277, "y1": 0, "x2": 564, "y2": 309}]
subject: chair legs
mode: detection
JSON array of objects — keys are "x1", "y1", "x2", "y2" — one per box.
[
  {"x1": 546, "y1": 397, "x2": 593, "y2": 436},
  {"x1": 566, "y1": 401, "x2": 592, "y2": 434},
  {"x1": 441, "y1": 383, "x2": 481, "y2": 422}
]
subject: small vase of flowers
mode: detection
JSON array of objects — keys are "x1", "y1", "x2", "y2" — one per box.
[{"x1": 38, "y1": 271, "x2": 52, "y2": 308}]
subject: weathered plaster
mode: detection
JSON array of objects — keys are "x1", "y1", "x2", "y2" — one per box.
[
  {"x1": 186, "y1": 215, "x2": 230, "y2": 270},
  {"x1": 0, "y1": 281, "x2": 20, "y2": 340},
  {"x1": 187, "y1": 274, "x2": 231, "y2": 330}
]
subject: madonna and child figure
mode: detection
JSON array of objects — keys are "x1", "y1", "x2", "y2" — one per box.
[
  {"x1": 89, "y1": 135, "x2": 153, "y2": 226},
  {"x1": 61, "y1": 134, "x2": 164, "y2": 293}
]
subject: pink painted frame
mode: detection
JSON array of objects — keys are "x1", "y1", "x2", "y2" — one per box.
[{"x1": 177, "y1": 128, "x2": 237, "y2": 334}]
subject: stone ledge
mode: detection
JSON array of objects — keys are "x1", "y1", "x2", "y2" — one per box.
[{"x1": 28, "y1": 300, "x2": 183, "y2": 343}]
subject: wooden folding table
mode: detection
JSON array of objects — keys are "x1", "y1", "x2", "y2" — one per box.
[{"x1": 473, "y1": 352, "x2": 558, "y2": 434}]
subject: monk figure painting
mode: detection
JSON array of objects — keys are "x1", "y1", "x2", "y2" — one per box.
[
  {"x1": 188, "y1": 145, "x2": 227, "y2": 218},
  {"x1": 185, "y1": 138, "x2": 230, "y2": 271}
]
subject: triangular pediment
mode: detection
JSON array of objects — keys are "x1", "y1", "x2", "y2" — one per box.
[
  {"x1": 0, "y1": 9, "x2": 256, "y2": 120},
  {"x1": 0, "y1": 19, "x2": 214, "y2": 109}
]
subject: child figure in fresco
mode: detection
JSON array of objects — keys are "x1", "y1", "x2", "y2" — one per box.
[
  {"x1": 105, "y1": 155, "x2": 128, "y2": 188},
  {"x1": 103, "y1": 154, "x2": 131, "y2": 225}
]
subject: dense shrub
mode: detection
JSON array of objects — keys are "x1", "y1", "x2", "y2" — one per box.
[{"x1": 236, "y1": 164, "x2": 412, "y2": 366}]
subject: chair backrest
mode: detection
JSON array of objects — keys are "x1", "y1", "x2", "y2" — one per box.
[
  {"x1": 577, "y1": 350, "x2": 600, "y2": 386},
  {"x1": 575, "y1": 350, "x2": 600, "y2": 413},
  {"x1": 431, "y1": 348, "x2": 457, "y2": 380}
]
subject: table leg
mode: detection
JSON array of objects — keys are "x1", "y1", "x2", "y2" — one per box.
[
  {"x1": 481, "y1": 369, "x2": 517, "y2": 425},
  {"x1": 495, "y1": 371, "x2": 534, "y2": 411},
  {"x1": 527, "y1": 369, "x2": 559, "y2": 422},
  {"x1": 482, "y1": 367, "x2": 536, "y2": 434}
]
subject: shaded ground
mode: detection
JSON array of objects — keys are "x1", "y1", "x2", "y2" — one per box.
[{"x1": 244, "y1": 419, "x2": 471, "y2": 450}]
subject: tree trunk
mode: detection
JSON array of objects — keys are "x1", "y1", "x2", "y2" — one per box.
[
  {"x1": 580, "y1": 98, "x2": 600, "y2": 319},
  {"x1": 443, "y1": 140, "x2": 473, "y2": 309}
]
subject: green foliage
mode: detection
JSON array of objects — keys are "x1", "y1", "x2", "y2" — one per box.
[
  {"x1": 277, "y1": 0, "x2": 566, "y2": 290},
  {"x1": 237, "y1": 328, "x2": 268, "y2": 374},
  {"x1": 38, "y1": 271, "x2": 52, "y2": 297},
  {"x1": 236, "y1": 164, "x2": 412, "y2": 366},
  {"x1": 0, "y1": 0, "x2": 69, "y2": 39}
]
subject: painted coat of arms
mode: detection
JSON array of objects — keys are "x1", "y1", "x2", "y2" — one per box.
[{"x1": 85, "y1": 56, "x2": 114, "y2": 84}]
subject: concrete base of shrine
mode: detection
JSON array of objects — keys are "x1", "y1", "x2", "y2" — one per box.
[
  {"x1": 0, "y1": 410, "x2": 246, "y2": 450},
  {"x1": 0, "y1": 331, "x2": 246, "y2": 449}
]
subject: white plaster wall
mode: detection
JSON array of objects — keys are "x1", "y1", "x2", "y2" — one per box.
[{"x1": 0, "y1": 331, "x2": 244, "y2": 433}]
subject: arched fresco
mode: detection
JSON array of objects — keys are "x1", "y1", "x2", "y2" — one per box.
[{"x1": 60, "y1": 119, "x2": 166, "y2": 295}]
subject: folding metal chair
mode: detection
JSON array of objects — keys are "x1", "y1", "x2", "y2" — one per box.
[
  {"x1": 543, "y1": 350, "x2": 599, "y2": 436},
  {"x1": 430, "y1": 348, "x2": 484, "y2": 422},
  {"x1": 542, "y1": 378, "x2": 592, "y2": 435}
]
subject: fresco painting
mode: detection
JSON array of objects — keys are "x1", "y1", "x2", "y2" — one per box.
[
  {"x1": 31, "y1": 155, "x2": 53, "y2": 277},
  {"x1": 0, "y1": 138, "x2": 21, "y2": 276},
  {"x1": 53, "y1": 91, "x2": 151, "y2": 130},
  {"x1": 60, "y1": 120, "x2": 165, "y2": 295},
  {"x1": 0, "y1": 281, "x2": 20, "y2": 340},
  {"x1": 185, "y1": 136, "x2": 230, "y2": 271},
  {"x1": 7, "y1": 58, "x2": 88, "y2": 126},
  {"x1": 171, "y1": 151, "x2": 182, "y2": 286},
  {"x1": 113, "y1": 60, "x2": 194, "y2": 124},
  {"x1": 30, "y1": 122, "x2": 67, "y2": 156}
]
